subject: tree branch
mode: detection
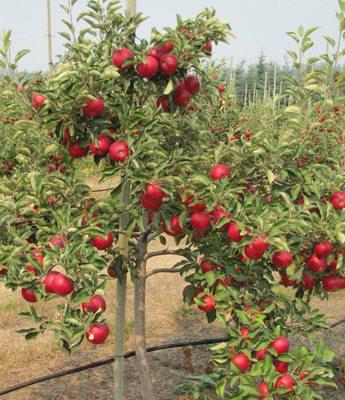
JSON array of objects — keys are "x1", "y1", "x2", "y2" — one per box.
[
  {"x1": 147, "y1": 231, "x2": 160, "y2": 242},
  {"x1": 146, "y1": 267, "x2": 184, "y2": 279},
  {"x1": 144, "y1": 249, "x2": 180, "y2": 261}
]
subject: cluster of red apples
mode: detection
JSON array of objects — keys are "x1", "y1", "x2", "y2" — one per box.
[
  {"x1": 2, "y1": 228, "x2": 113, "y2": 344},
  {"x1": 228, "y1": 335, "x2": 303, "y2": 397},
  {"x1": 30, "y1": 38, "x2": 211, "y2": 162}
]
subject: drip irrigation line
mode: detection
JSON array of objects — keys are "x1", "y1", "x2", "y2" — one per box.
[
  {"x1": 0, "y1": 317, "x2": 344, "y2": 397},
  {"x1": 91, "y1": 187, "x2": 116, "y2": 193},
  {"x1": 0, "y1": 337, "x2": 227, "y2": 396}
]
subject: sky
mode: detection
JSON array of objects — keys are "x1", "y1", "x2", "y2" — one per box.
[{"x1": 0, "y1": 0, "x2": 340, "y2": 71}]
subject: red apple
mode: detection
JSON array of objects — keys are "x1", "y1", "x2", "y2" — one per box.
[
  {"x1": 274, "y1": 360, "x2": 289, "y2": 373},
  {"x1": 227, "y1": 222, "x2": 245, "y2": 243},
  {"x1": 191, "y1": 212, "x2": 211, "y2": 231},
  {"x1": 83, "y1": 98, "x2": 104, "y2": 118},
  {"x1": 245, "y1": 243, "x2": 265, "y2": 260},
  {"x1": 48, "y1": 235, "x2": 68, "y2": 250},
  {"x1": 258, "y1": 381, "x2": 269, "y2": 398},
  {"x1": 89, "y1": 134, "x2": 112, "y2": 157},
  {"x1": 339, "y1": 276, "x2": 345, "y2": 289},
  {"x1": 148, "y1": 46, "x2": 166, "y2": 61},
  {"x1": 109, "y1": 141, "x2": 130, "y2": 162},
  {"x1": 272, "y1": 251, "x2": 293, "y2": 269},
  {"x1": 31, "y1": 93, "x2": 46, "y2": 110},
  {"x1": 327, "y1": 256, "x2": 338, "y2": 271},
  {"x1": 322, "y1": 275, "x2": 341, "y2": 292},
  {"x1": 86, "y1": 323, "x2": 110, "y2": 344},
  {"x1": 68, "y1": 141, "x2": 89, "y2": 159},
  {"x1": 32, "y1": 249, "x2": 45, "y2": 265},
  {"x1": 159, "y1": 54, "x2": 179, "y2": 75},
  {"x1": 302, "y1": 273, "x2": 316, "y2": 290},
  {"x1": 136, "y1": 55, "x2": 158, "y2": 79},
  {"x1": 330, "y1": 191, "x2": 345, "y2": 209},
  {"x1": 62, "y1": 129, "x2": 70, "y2": 146},
  {"x1": 162, "y1": 215, "x2": 183, "y2": 237},
  {"x1": 145, "y1": 182, "x2": 165, "y2": 201},
  {"x1": 197, "y1": 294, "x2": 215, "y2": 313},
  {"x1": 209, "y1": 164, "x2": 231, "y2": 180},
  {"x1": 256, "y1": 348, "x2": 267, "y2": 361},
  {"x1": 203, "y1": 41, "x2": 212, "y2": 53},
  {"x1": 173, "y1": 86, "x2": 191, "y2": 107},
  {"x1": 252, "y1": 238, "x2": 270, "y2": 253},
  {"x1": 230, "y1": 353, "x2": 251, "y2": 372},
  {"x1": 162, "y1": 41, "x2": 174, "y2": 52},
  {"x1": 184, "y1": 195, "x2": 205, "y2": 213},
  {"x1": 43, "y1": 271, "x2": 61, "y2": 293},
  {"x1": 91, "y1": 231, "x2": 114, "y2": 250},
  {"x1": 270, "y1": 336, "x2": 290, "y2": 355},
  {"x1": 82, "y1": 295, "x2": 106, "y2": 313},
  {"x1": 199, "y1": 260, "x2": 216, "y2": 273},
  {"x1": 0, "y1": 268, "x2": 8, "y2": 275},
  {"x1": 212, "y1": 206, "x2": 231, "y2": 229},
  {"x1": 281, "y1": 273, "x2": 297, "y2": 287},
  {"x1": 307, "y1": 254, "x2": 327, "y2": 274},
  {"x1": 240, "y1": 327, "x2": 249, "y2": 340},
  {"x1": 21, "y1": 288, "x2": 37, "y2": 303},
  {"x1": 141, "y1": 193, "x2": 162, "y2": 210},
  {"x1": 184, "y1": 75, "x2": 200, "y2": 94},
  {"x1": 107, "y1": 265, "x2": 117, "y2": 278},
  {"x1": 275, "y1": 374, "x2": 295, "y2": 391},
  {"x1": 51, "y1": 274, "x2": 74, "y2": 296},
  {"x1": 315, "y1": 241, "x2": 333, "y2": 258},
  {"x1": 156, "y1": 95, "x2": 170, "y2": 112},
  {"x1": 112, "y1": 48, "x2": 134, "y2": 70}
]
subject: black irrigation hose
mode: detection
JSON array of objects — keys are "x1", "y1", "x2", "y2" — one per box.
[
  {"x1": 0, "y1": 318, "x2": 344, "y2": 397},
  {"x1": 91, "y1": 187, "x2": 116, "y2": 193}
]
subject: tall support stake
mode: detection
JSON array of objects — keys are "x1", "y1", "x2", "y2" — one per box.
[
  {"x1": 126, "y1": 0, "x2": 137, "y2": 16},
  {"x1": 229, "y1": 55, "x2": 233, "y2": 82},
  {"x1": 134, "y1": 220, "x2": 154, "y2": 400},
  {"x1": 113, "y1": 4, "x2": 137, "y2": 400},
  {"x1": 273, "y1": 63, "x2": 277, "y2": 98},
  {"x1": 46, "y1": 0, "x2": 53, "y2": 73},
  {"x1": 263, "y1": 70, "x2": 268, "y2": 100},
  {"x1": 114, "y1": 184, "x2": 130, "y2": 400},
  {"x1": 253, "y1": 81, "x2": 256, "y2": 104},
  {"x1": 244, "y1": 84, "x2": 248, "y2": 108},
  {"x1": 279, "y1": 81, "x2": 283, "y2": 107}
]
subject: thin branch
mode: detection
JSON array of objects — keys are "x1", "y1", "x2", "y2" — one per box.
[
  {"x1": 144, "y1": 249, "x2": 180, "y2": 261},
  {"x1": 146, "y1": 267, "x2": 184, "y2": 279},
  {"x1": 147, "y1": 231, "x2": 160, "y2": 242}
]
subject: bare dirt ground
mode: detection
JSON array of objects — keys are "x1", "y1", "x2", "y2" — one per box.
[{"x1": 1, "y1": 177, "x2": 344, "y2": 399}]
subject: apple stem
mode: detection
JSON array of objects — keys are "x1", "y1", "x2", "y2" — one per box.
[
  {"x1": 134, "y1": 220, "x2": 155, "y2": 400},
  {"x1": 113, "y1": 180, "x2": 130, "y2": 400}
]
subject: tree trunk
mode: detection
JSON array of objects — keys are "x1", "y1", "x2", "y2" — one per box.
[
  {"x1": 134, "y1": 239, "x2": 155, "y2": 400},
  {"x1": 113, "y1": 180, "x2": 130, "y2": 400}
]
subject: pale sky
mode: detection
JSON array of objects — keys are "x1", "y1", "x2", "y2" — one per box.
[{"x1": 0, "y1": 0, "x2": 340, "y2": 71}]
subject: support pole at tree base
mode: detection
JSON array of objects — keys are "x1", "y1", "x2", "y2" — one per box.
[
  {"x1": 113, "y1": 3, "x2": 137, "y2": 399},
  {"x1": 134, "y1": 237, "x2": 155, "y2": 400},
  {"x1": 46, "y1": 0, "x2": 53, "y2": 73},
  {"x1": 113, "y1": 181, "x2": 130, "y2": 400}
]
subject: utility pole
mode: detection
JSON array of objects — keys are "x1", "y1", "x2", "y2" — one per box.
[
  {"x1": 126, "y1": 0, "x2": 137, "y2": 16},
  {"x1": 46, "y1": 0, "x2": 53, "y2": 73}
]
